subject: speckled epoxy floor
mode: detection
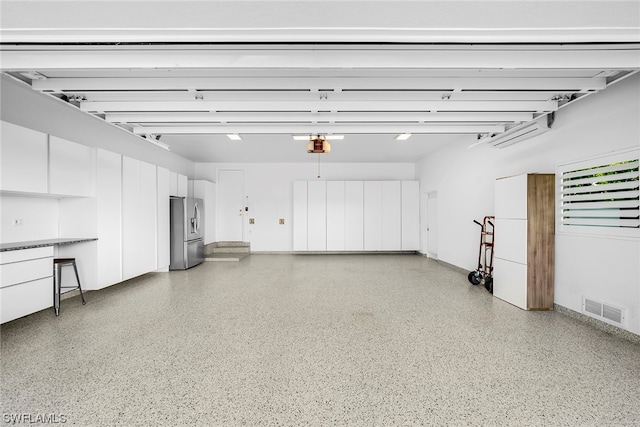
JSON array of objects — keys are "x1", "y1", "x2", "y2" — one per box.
[{"x1": 2, "y1": 254, "x2": 639, "y2": 426}]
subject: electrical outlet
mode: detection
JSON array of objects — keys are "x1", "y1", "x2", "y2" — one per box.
[
  {"x1": 13, "y1": 218, "x2": 24, "y2": 226},
  {"x1": 279, "y1": 218, "x2": 285, "y2": 225}
]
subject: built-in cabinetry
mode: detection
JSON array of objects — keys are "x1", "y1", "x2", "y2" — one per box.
[
  {"x1": 157, "y1": 167, "x2": 171, "y2": 270},
  {"x1": 294, "y1": 180, "x2": 419, "y2": 252},
  {"x1": 493, "y1": 174, "x2": 555, "y2": 310},
  {"x1": 0, "y1": 247, "x2": 54, "y2": 323},
  {"x1": 0, "y1": 121, "x2": 48, "y2": 194},
  {"x1": 48, "y1": 136, "x2": 93, "y2": 197},
  {"x1": 122, "y1": 157, "x2": 158, "y2": 281}
]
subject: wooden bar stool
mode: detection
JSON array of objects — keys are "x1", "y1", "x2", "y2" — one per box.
[{"x1": 53, "y1": 258, "x2": 86, "y2": 316}]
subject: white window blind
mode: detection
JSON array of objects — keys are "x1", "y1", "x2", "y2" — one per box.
[{"x1": 557, "y1": 148, "x2": 639, "y2": 238}]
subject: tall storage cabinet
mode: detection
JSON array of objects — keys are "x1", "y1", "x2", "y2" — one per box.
[{"x1": 493, "y1": 174, "x2": 555, "y2": 310}]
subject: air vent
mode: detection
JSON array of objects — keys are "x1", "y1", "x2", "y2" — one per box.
[{"x1": 583, "y1": 297, "x2": 625, "y2": 326}]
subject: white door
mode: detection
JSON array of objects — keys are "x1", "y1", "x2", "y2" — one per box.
[
  {"x1": 426, "y1": 191, "x2": 438, "y2": 259},
  {"x1": 217, "y1": 170, "x2": 244, "y2": 241}
]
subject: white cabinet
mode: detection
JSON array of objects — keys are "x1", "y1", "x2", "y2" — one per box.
[
  {"x1": 193, "y1": 180, "x2": 216, "y2": 245},
  {"x1": 382, "y1": 181, "x2": 401, "y2": 250},
  {"x1": 307, "y1": 181, "x2": 327, "y2": 251},
  {"x1": 169, "y1": 171, "x2": 178, "y2": 196},
  {"x1": 168, "y1": 172, "x2": 188, "y2": 197},
  {"x1": 401, "y1": 181, "x2": 420, "y2": 250},
  {"x1": 293, "y1": 181, "x2": 308, "y2": 251},
  {"x1": 326, "y1": 181, "x2": 346, "y2": 251},
  {"x1": 177, "y1": 174, "x2": 188, "y2": 197},
  {"x1": 493, "y1": 174, "x2": 555, "y2": 310},
  {"x1": 95, "y1": 149, "x2": 122, "y2": 289},
  {"x1": 157, "y1": 167, "x2": 171, "y2": 269},
  {"x1": 0, "y1": 247, "x2": 54, "y2": 323},
  {"x1": 48, "y1": 136, "x2": 93, "y2": 197},
  {"x1": 0, "y1": 121, "x2": 48, "y2": 194},
  {"x1": 293, "y1": 180, "x2": 419, "y2": 253},
  {"x1": 364, "y1": 181, "x2": 383, "y2": 250},
  {"x1": 345, "y1": 181, "x2": 364, "y2": 251},
  {"x1": 122, "y1": 157, "x2": 157, "y2": 280}
]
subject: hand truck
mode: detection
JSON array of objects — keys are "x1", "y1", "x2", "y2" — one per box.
[{"x1": 468, "y1": 216, "x2": 495, "y2": 293}]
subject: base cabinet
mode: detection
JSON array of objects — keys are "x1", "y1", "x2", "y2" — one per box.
[
  {"x1": 493, "y1": 174, "x2": 555, "y2": 310},
  {"x1": 0, "y1": 247, "x2": 54, "y2": 323}
]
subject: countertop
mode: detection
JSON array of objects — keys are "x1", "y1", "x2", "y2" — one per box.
[{"x1": 0, "y1": 238, "x2": 98, "y2": 252}]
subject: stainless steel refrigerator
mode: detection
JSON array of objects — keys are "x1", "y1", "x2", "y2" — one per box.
[{"x1": 170, "y1": 197, "x2": 204, "y2": 270}]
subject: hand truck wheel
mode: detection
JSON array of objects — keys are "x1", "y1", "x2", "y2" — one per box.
[{"x1": 468, "y1": 271, "x2": 482, "y2": 285}]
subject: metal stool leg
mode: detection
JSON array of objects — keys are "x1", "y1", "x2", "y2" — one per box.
[
  {"x1": 54, "y1": 263, "x2": 61, "y2": 316},
  {"x1": 72, "y1": 261, "x2": 86, "y2": 305}
]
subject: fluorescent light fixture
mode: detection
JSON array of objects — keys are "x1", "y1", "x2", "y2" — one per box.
[
  {"x1": 293, "y1": 135, "x2": 344, "y2": 141},
  {"x1": 395, "y1": 133, "x2": 412, "y2": 141},
  {"x1": 226, "y1": 134, "x2": 242, "y2": 140}
]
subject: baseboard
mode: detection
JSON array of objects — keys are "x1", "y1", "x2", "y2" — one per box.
[{"x1": 554, "y1": 304, "x2": 640, "y2": 345}]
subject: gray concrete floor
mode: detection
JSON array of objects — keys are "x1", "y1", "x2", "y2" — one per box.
[{"x1": 2, "y1": 254, "x2": 639, "y2": 426}]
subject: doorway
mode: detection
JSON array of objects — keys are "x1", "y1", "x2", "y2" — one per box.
[{"x1": 217, "y1": 169, "x2": 244, "y2": 241}]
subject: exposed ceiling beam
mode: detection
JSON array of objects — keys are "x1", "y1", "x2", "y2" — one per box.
[
  {"x1": 60, "y1": 91, "x2": 579, "y2": 103},
  {"x1": 106, "y1": 112, "x2": 534, "y2": 123},
  {"x1": 4, "y1": 47, "x2": 639, "y2": 70},
  {"x1": 2, "y1": 28, "x2": 640, "y2": 44},
  {"x1": 131, "y1": 124, "x2": 506, "y2": 135},
  {"x1": 33, "y1": 77, "x2": 607, "y2": 92},
  {"x1": 81, "y1": 100, "x2": 558, "y2": 113}
]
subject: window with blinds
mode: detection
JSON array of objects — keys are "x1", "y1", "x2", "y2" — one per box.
[{"x1": 557, "y1": 148, "x2": 639, "y2": 238}]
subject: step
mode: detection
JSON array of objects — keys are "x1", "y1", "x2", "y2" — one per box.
[
  {"x1": 211, "y1": 246, "x2": 250, "y2": 254},
  {"x1": 204, "y1": 252, "x2": 250, "y2": 262},
  {"x1": 213, "y1": 241, "x2": 250, "y2": 248}
]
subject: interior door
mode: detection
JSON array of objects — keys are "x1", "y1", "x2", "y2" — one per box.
[
  {"x1": 426, "y1": 191, "x2": 438, "y2": 259},
  {"x1": 217, "y1": 170, "x2": 244, "y2": 241}
]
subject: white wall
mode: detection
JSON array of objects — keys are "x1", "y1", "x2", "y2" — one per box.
[
  {"x1": 415, "y1": 73, "x2": 640, "y2": 335},
  {"x1": 0, "y1": 196, "x2": 59, "y2": 242},
  {"x1": 195, "y1": 162, "x2": 415, "y2": 251}
]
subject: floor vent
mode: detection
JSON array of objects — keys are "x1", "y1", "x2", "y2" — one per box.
[{"x1": 583, "y1": 297, "x2": 625, "y2": 326}]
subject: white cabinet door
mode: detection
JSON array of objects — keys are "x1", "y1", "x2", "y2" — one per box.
[
  {"x1": 326, "y1": 181, "x2": 345, "y2": 251},
  {"x1": 122, "y1": 157, "x2": 142, "y2": 280},
  {"x1": 177, "y1": 174, "x2": 188, "y2": 197},
  {"x1": 345, "y1": 181, "x2": 364, "y2": 251},
  {"x1": 122, "y1": 158, "x2": 158, "y2": 280},
  {"x1": 494, "y1": 218, "x2": 528, "y2": 265},
  {"x1": 495, "y1": 175, "x2": 528, "y2": 219},
  {"x1": 48, "y1": 136, "x2": 93, "y2": 197},
  {"x1": 293, "y1": 181, "x2": 308, "y2": 251},
  {"x1": 0, "y1": 121, "x2": 48, "y2": 193},
  {"x1": 307, "y1": 180, "x2": 327, "y2": 251},
  {"x1": 401, "y1": 181, "x2": 420, "y2": 250},
  {"x1": 193, "y1": 180, "x2": 216, "y2": 245},
  {"x1": 1, "y1": 277, "x2": 52, "y2": 324},
  {"x1": 140, "y1": 161, "x2": 157, "y2": 273},
  {"x1": 157, "y1": 167, "x2": 171, "y2": 269},
  {"x1": 493, "y1": 257, "x2": 527, "y2": 310},
  {"x1": 382, "y1": 181, "x2": 402, "y2": 250},
  {"x1": 364, "y1": 181, "x2": 383, "y2": 250},
  {"x1": 169, "y1": 171, "x2": 178, "y2": 196},
  {"x1": 96, "y1": 149, "x2": 122, "y2": 289}
]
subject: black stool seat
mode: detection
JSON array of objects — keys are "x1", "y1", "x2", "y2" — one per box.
[{"x1": 53, "y1": 257, "x2": 86, "y2": 316}]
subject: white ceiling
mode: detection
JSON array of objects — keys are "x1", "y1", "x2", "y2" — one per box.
[{"x1": 1, "y1": 1, "x2": 639, "y2": 163}]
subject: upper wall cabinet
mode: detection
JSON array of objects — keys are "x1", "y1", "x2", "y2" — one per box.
[
  {"x1": 49, "y1": 136, "x2": 93, "y2": 197},
  {"x1": 168, "y1": 171, "x2": 188, "y2": 197},
  {"x1": 0, "y1": 121, "x2": 48, "y2": 194}
]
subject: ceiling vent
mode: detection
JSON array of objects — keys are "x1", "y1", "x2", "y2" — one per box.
[{"x1": 486, "y1": 113, "x2": 554, "y2": 149}]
